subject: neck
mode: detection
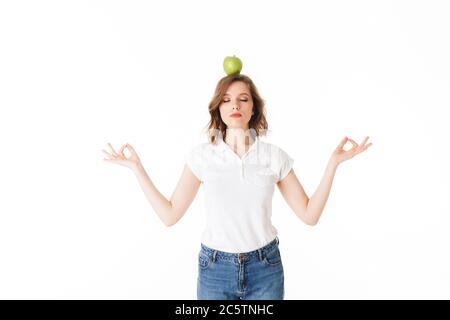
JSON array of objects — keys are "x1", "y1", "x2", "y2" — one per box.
[{"x1": 224, "y1": 128, "x2": 254, "y2": 148}]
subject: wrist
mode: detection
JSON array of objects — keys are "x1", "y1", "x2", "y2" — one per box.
[
  {"x1": 329, "y1": 157, "x2": 339, "y2": 167},
  {"x1": 132, "y1": 162, "x2": 144, "y2": 174}
]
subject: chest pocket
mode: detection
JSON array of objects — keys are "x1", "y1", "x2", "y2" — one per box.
[{"x1": 246, "y1": 167, "x2": 278, "y2": 187}]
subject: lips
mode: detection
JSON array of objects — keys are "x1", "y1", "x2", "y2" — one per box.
[{"x1": 230, "y1": 113, "x2": 242, "y2": 118}]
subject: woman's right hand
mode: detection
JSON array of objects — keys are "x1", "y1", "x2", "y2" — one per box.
[{"x1": 102, "y1": 142, "x2": 142, "y2": 171}]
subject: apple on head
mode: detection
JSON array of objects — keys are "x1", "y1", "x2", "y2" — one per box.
[{"x1": 223, "y1": 55, "x2": 243, "y2": 75}]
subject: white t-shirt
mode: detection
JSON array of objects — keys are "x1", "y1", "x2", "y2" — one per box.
[{"x1": 184, "y1": 136, "x2": 294, "y2": 253}]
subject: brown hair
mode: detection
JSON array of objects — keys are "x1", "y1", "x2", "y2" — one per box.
[{"x1": 203, "y1": 73, "x2": 269, "y2": 144}]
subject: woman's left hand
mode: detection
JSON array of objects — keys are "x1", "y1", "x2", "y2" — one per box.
[{"x1": 331, "y1": 136, "x2": 373, "y2": 165}]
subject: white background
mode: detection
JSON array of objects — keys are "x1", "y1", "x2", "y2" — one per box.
[{"x1": 0, "y1": 0, "x2": 449, "y2": 299}]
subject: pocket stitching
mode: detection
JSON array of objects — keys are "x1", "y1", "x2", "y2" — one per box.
[
  {"x1": 263, "y1": 248, "x2": 282, "y2": 266},
  {"x1": 198, "y1": 253, "x2": 211, "y2": 269}
]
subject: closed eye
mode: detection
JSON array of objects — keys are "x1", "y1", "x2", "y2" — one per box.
[{"x1": 223, "y1": 99, "x2": 248, "y2": 103}]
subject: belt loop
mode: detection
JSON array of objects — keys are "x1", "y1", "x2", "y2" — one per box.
[
  {"x1": 212, "y1": 250, "x2": 217, "y2": 262},
  {"x1": 257, "y1": 249, "x2": 263, "y2": 261},
  {"x1": 276, "y1": 236, "x2": 279, "y2": 245}
]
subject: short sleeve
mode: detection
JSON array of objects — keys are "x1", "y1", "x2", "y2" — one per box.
[
  {"x1": 184, "y1": 145, "x2": 204, "y2": 182},
  {"x1": 278, "y1": 148, "x2": 294, "y2": 182}
]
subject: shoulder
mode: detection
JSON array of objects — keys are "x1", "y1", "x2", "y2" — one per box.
[
  {"x1": 185, "y1": 142, "x2": 215, "y2": 161},
  {"x1": 260, "y1": 140, "x2": 294, "y2": 181}
]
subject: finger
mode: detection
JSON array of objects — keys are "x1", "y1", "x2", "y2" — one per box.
[
  {"x1": 337, "y1": 137, "x2": 348, "y2": 149},
  {"x1": 107, "y1": 143, "x2": 118, "y2": 156},
  {"x1": 360, "y1": 136, "x2": 369, "y2": 147},
  {"x1": 104, "y1": 159, "x2": 128, "y2": 167},
  {"x1": 364, "y1": 143, "x2": 373, "y2": 150},
  {"x1": 119, "y1": 144, "x2": 126, "y2": 157},
  {"x1": 126, "y1": 143, "x2": 135, "y2": 152},
  {"x1": 102, "y1": 149, "x2": 114, "y2": 158},
  {"x1": 126, "y1": 143, "x2": 138, "y2": 156},
  {"x1": 348, "y1": 138, "x2": 358, "y2": 147},
  {"x1": 348, "y1": 139, "x2": 359, "y2": 151}
]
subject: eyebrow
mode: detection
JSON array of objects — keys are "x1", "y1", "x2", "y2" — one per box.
[{"x1": 223, "y1": 93, "x2": 250, "y2": 97}]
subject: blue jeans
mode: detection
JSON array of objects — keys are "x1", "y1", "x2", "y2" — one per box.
[{"x1": 197, "y1": 237, "x2": 284, "y2": 300}]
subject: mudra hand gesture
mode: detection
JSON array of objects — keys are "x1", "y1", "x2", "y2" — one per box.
[
  {"x1": 102, "y1": 142, "x2": 142, "y2": 170},
  {"x1": 331, "y1": 136, "x2": 373, "y2": 165}
]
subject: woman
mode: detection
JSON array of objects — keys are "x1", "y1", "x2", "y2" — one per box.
[{"x1": 102, "y1": 73, "x2": 372, "y2": 300}]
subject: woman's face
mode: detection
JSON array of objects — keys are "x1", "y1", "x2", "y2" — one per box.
[{"x1": 219, "y1": 81, "x2": 254, "y2": 131}]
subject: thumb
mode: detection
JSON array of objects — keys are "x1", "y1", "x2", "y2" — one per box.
[
  {"x1": 337, "y1": 136, "x2": 348, "y2": 149},
  {"x1": 126, "y1": 143, "x2": 136, "y2": 152}
]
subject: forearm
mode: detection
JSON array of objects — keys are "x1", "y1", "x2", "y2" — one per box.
[
  {"x1": 306, "y1": 157, "x2": 339, "y2": 225},
  {"x1": 132, "y1": 163, "x2": 174, "y2": 227}
]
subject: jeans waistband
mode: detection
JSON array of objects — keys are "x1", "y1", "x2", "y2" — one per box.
[{"x1": 200, "y1": 236, "x2": 280, "y2": 262}]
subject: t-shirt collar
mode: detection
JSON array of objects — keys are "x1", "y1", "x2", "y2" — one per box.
[{"x1": 216, "y1": 135, "x2": 260, "y2": 158}]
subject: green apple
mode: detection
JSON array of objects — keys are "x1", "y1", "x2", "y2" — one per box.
[{"x1": 223, "y1": 55, "x2": 243, "y2": 75}]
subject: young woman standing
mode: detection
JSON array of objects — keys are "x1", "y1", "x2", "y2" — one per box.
[{"x1": 103, "y1": 73, "x2": 372, "y2": 300}]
